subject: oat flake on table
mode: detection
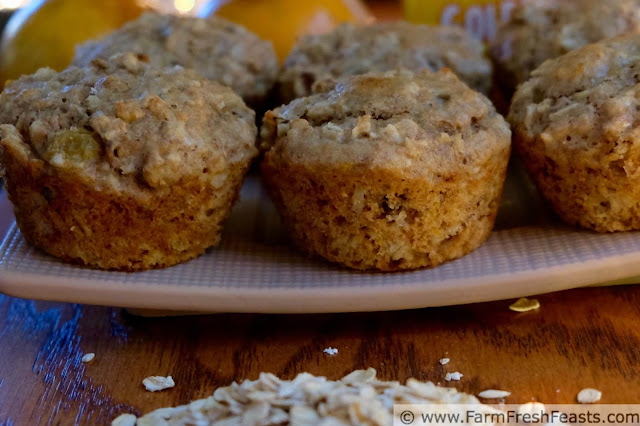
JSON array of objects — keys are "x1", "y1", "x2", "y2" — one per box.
[
  {"x1": 509, "y1": 298, "x2": 540, "y2": 312},
  {"x1": 445, "y1": 372, "x2": 463, "y2": 382},
  {"x1": 577, "y1": 388, "x2": 602, "y2": 404},
  {"x1": 142, "y1": 375, "x2": 175, "y2": 392},
  {"x1": 114, "y1": 368, "x2": 497, "y2": 425},
  {"x1": 111, "y1": 413, "x2": 137, "y2": 426},
  {"x1": 81, "y1": 353, "x2": 95, "y2": 363},
  {"x1": 478, "y1": 389, "x2": 511, "y2": 399}
]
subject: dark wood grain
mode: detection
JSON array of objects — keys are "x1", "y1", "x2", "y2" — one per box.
[{"x1": 2, "y1": 286, "x2": 640, "y2": 424}]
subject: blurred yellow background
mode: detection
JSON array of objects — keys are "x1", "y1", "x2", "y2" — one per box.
[
  {"x1": 0, "y1": 0, "x2": 144, "y2": 85},
  {"x1": 209, "y1": 0, "x2": 373, "y2": 60},
  {"x1": 0, "y1": 0, "x2": 377, "y2": 85},
  {"x1": 0, "y1": 0, "x2": 519, "y2": 86},
  {"x1": 404, "y1": 0, "x2": 518, "y2": 41}
]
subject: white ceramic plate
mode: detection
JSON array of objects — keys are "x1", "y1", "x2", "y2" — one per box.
[{"x1": 1, "y1": 166, "x2": 639, "y2": 314}]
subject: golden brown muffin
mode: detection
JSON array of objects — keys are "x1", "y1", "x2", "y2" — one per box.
[
  {"x1": 0, "y1": 53, "x2": 258, "y2": 270},
  {"x1": 277, "y1": 22, "x2": 492, "y2": 104},
  {"x1": 509, "y1": 34, "x2": 640, "y2": 233},
  {"x1": 73, "y1": 12, "x2": 278, "y2": 108},
  {"x1": 491, "y1": 0, "x2": 640, "y2": 94},
  {"x1": 261, "y1": 70, "x2": 511, "y2": 271}
]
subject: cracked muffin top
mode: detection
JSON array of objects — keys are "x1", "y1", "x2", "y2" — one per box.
[
  {"x1": 491, "y1": 0, "x2": 640, "y2": 91},
  {"x1": 277, "y1": 22, "x2": 492, "y2": 102},
  {"x1": 73, "y1": 12, "x2": 278, "y2": 106},
  {"x1": 0, "y1": 53, "x2": 257, "y2": 193},
  {"x1": 262, "y1": 69, "x2": 510, "y2": 180},
  {"x1": 509, "y1": 34, "x2": 640, "y2": 161}
]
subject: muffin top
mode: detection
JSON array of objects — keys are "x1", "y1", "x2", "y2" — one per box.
[
  {"x1": 509, "y1": 34, "x2": 640, "y2": 162},
  {"x1": 73, "y1": 12, "x2": 278, "y2": 106},
  {"x1": 262, "y1": 70, "x2": 510, "y2": 180},
  {"x1": 0, "y1": 53, "x2": 257, "y2": 193},
  {"x1": 277, "y1": 22, "x2": 492, "y2": 102},
  {"x1": 491, "y1": 0, "x2": 640, "y2": 91}
]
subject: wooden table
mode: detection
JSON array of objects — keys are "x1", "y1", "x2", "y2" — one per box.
[{"x1": 2, "y1": 286, "x2": 640, "y2": 424}]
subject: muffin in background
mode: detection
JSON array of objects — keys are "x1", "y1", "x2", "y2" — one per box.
[
  {"x1": 261, "y1": 70, "x2": 511, "y2": 271},
  {"x1": 0, "y1": 53, "x2": 258, "y2": 270},
  {"x1": 509, "y1": 34, "x2": 640, "y2": 233},
  {"x1": 491, "y1": 0, "x2": 640, "y2": 95},
  {"x1": 276, "y1": 21, "x2": 492, "y2": 104},
  {"x1": 73, "y1": 12, "x2": 279, "y2": 108}
]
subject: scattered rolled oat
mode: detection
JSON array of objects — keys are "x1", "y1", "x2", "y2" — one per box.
[
  {"x1": 577, "y1": 388, "x2": 602, "y2": 404},
  {"x1": 117, "y1": 369, "x2": 493, "y2": 425},
  {"x1": 143, "y1": 375, "x2": 175, "y2": 392},
  {"x1": 111, "y1": 413, "x2": 137, "y2": 426},
  {"x1": 323, "y1": 347, "x2": 338, "y2": 355},
  {"x1": 509, "y1": 297, "x2": 540, "y2": 312},
  {"x1": 439, "y1": 358, "x2": 450, "y2": 365},
  {"x1": 478, "y1": 389, "x2": 511, "y2": 399},
  {"x1": 81, "y1": 353, "x2": 95, "y2": 363},
  {"x1": 518, "y1": 401, "x2": 546, "y2": 417},
  {"x1": 445, "y1": 372, "x2": 463, "y2": 382}
]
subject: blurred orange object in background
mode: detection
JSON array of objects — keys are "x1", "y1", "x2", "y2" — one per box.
[
  {"x1": 204, "y1": 0, "x2": 374, "y2": 61},
  {"x1": 0, "y1": 0, "x2": 144, "y2": 86}
]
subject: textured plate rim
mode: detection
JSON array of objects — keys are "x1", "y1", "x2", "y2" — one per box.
[
  {"x1": 1, "y1": 248, "x2": 639, "y2": 313},
  {"x1": 1, "y1": 188, "x2": 640, "y2": 314}
]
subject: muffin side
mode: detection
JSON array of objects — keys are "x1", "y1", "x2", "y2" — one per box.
[
  {"x1": 509, "y1": 34, "x2": 640, "y2": 232},
  {"x1": 277, "y1": 22, "x2": 492, "y2": 104},
  {"x1": 262, "y1": 70, "x2": 511, "y2": 271},
  {"x1": 0, "y1": 53, "x2": 258, "y2": 270},
  {"x1": 262, "y1": 162, "x2": 504, "y2": 271},
  {"x1": 1, "y1": 133, "x2": 250, "y2": 270},
  {"x1": 74, "y1": 12, "x2": 278, "y2": 108}
]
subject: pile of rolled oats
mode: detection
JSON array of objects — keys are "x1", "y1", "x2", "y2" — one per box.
[{"x1": 113, "y1": 368, "x2": 489, "y2": 426}]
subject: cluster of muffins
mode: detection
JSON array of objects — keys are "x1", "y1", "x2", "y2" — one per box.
[
  {"x1": 496, "y1": 0, "x2": 640, "y2": 233},
  {"x1": 1, "y1": 0, "x2": 640, "y2": 273}
]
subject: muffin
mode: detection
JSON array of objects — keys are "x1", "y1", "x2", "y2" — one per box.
[
  {"x1": 0, "y1": 53, "x2": 258, "y2": 270},
  {"x1": 73, "y1": 12, "x2": 278, "y2": 108},
  {"x1": 277, "y1": 22, "x2": 492, "y2": 104},
  {"x1": 509, "y1": 34, "x2": 640, "y2": 233},
  {"x1": 491, "y1": 0, "x2": 640, "y2": 94},
  {"x1": 261, "y1": 70, "x2": 511, "y2": 271}
]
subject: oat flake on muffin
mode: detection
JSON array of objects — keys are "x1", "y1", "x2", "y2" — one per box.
[
  {"x1": 277, "y1": 21, "x2": 492, "y2": 104},
  {"x1": 491, "y1": 0, "x2": 640, "y2": 94},
  {"x1": 0, "y1": 52, "x2": 257, "y2": 271},
  {"x1": 509, "y1": 34, "x2": 640, "y2": 233},
  {"x1": 74, "y1": 12, "x2": 278, "y2": 108},
  {"x1": 262, "y1": 69, "x2": 511, "y2": 271}
]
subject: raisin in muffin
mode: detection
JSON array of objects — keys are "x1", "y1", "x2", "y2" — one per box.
[
  {"x1": 73, "y1": 12, "x2": 278, "y2": 108},
  {"x1": 0, "y1": 53, "x2": 258, "y2": 270},
  {"x1": 491, "y1": 0, "x2": 640, "y2": 95},
  {"x1": 277, "y1": 22, "x2": 491, "y2": 104},
  {"x1": 261, "y1": 70, "x2": 511, "y2": 271},
  {"x1": 509, "y1": 34, "x2": 640, "y2": 233}
]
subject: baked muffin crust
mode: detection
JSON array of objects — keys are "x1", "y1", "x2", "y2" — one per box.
[
  {"x1": 509, "y1": 34, "x2": 640, "y2": 232},
  {"x1": 74, "y1": 12, "x2": 278, "y2": 107},
  {"x1": 491, "y1": 0, "x2": 640, "y2": 93},
  {"x1": 277, "y1": 22, "x2": 492, "y2": 103},
  {"x1": 262, "y1": 70, "x2": 511, "y2": 271},
  {"x1": 0, "y1": 53, "x2": 258, "y2": 270}
]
